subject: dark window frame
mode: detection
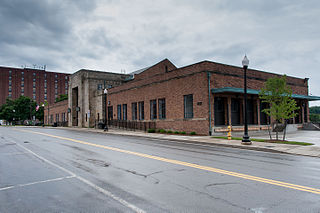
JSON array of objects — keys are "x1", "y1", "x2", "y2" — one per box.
[
  {"x1": 150, "y1": 99, "x2": 157, "y2": 120},
  {"x1": 184, "y1": 94, "x2": 193, "y2": 119},
  {"x1": 123, "y1": 104, "x2": 127, "y2": 120},
  {"x1": 158, "y1": 98, "x2": 166, "y2": 119},
  {"x1": 132, "y1": 102, "x2": 138, "y2": 120},
  {"x1": 117, "y1": 104, "x2": 122, "y2": 120},
  {"x1": 138, "y1": 101, "x2": 144, "y2": 120}
]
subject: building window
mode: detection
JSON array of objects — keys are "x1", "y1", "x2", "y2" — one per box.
[
  {"x1": 44, "y1": 82, "x2": 47, "y2": 88},
  {"x1": 44, "y1": 94, "x2": 47, "y2": 100},
  {"x1": 8, "y1": 87, "x2": 12, "y2": 92},
  {"x1": 9, "y1": 81, "x2": 12, "y2": 86},
  {"x1": 65, "y1": 90, "x2": 68, "y2": 94},
  {"x1": 150, "y1": 99, "x2": 157, "y2": 120},
  {"x1": 21, "y1": 77, "x2": 24, "y2": 81},
  {"x1": 65, "y1": 84, "x2": 68, "y2": 89},
  {"x1": 33, "y1": 95, "x2": 36, "y2": 99},
  {"x1": 123, "y1": 104, "x2": 127, "y2": 120},
  {"x1": 8, "y1": 92, "x2": 12, "y2": 98},
  {"x1": 44, "y1": 73, "x2": 46, "y2": 78},
  {"x1": 21, "y1": 82, "x2": 24, "y2": 87},
  {"x1": 56, "y1": 114, "x2": 59, "y2": 122},
  {"x1": 117, "y1": 104, "x2": 122, "y2": 120},
  {"x1": 21, "y1": 88, "x2": 24, "y2": 93},
  {"x1": 44, "y1": 88, "x2": 47, "y2": 93},
  {"x1": 33, "y1": 82, "x2": 36, "y2": 87},
  {"x1": 21, "y1": 71, "x2": 24, "y2": 75},
  {"x1": 33, "y1": 73, "x2": 36, "y2": 76},
  {"x1": 62, "y1": 113, "x2": 65, "y2": 122},
  {"x1": 132, "y1": 102, "x2": 137, "y2": 120},
  {"x1": 55, "y1": 84, "x2": 58, "y2": 89},
  {"x1": 158, "y1": 98, "x2": 166, "y2": 119},
  {"x1": 9, "y1": 70, "x2": 12, "y2": 75},
  {"x1": 50, "y1": 115, "x2": 53, "y2": 123},
  {"x1": 33, "y1": 88, "x2": 36, "y2": 93},
  {"x1": 97, "y1": 84, "x2": 102, "y2": 90},
  {"x1": 65, "y1": 76, "x2": 68, "y2": 80},
  {"x1": 9, "y1": 76, "x2": 12, "y2": 80},
  {"x1": 184, "y1": 94, "x2": 193, "y2": 118},
  {"x1": 33, "y1": 78, "x2": 36, "y2": 82},
  {"x1": 55, "y1": 74, "x2": 58, "y2": 78},
  {"x1": 138, "y1": 101, "x2": 144, "y2": 120},
  {"x1": 55, "y1": 89, "x2": 58, "y2": 94}
]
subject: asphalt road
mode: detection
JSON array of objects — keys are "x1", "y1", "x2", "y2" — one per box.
[{"x1": 1, "y1": 127, "x2": 320, "y2": 213}]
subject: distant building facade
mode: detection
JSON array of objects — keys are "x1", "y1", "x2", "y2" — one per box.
[
  {"x1": 0, "y1": 66, "x2": 70, "y2": 106},
  {"x1": 68, "y1": 69, "x2": 129, "y2": 128},
  {"x1": 44, "y1": 99, "x2": 68, "y2": 126},
  {"x1": 106, "y1": 59, "x2": 320, "y2": 135}
]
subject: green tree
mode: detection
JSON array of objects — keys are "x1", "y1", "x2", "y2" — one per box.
[
  {"x1": 55, "y1": 94, "x2": 68, "y2": 103},
  {"x1": 259, "y1": 75, "x2": 299, "y2": 140},
  {"x1": 0, "y1": 96, "x2": 43, "y2": 124}
]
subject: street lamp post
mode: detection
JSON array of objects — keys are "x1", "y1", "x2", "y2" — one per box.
[
  {"x1": 242, "y1": 55, "x2": 251, "y2": 145},
  {"x1": 104, "y1": 88, "x2": 108, "y2": 131}
]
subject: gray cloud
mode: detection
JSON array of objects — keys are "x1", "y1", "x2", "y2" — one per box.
[{"x1": 0, "y1": 0, "x2": 319, "y2": 105}]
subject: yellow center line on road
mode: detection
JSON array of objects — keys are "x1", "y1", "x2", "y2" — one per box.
[{"x1": 19, "y1": 129, "x2": 320, "y2": 195}]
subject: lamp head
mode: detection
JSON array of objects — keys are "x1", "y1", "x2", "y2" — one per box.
[
  {"x1": 242, "y1": 55, "x2": 249, "y2": 67},
  {"x1": 104, "y1": 88, "x2": 108, "y2": 94}
]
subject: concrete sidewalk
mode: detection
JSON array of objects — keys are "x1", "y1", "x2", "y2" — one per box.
[{"x1": 44, "y1": 126, "x2": 320, "y2": 158}]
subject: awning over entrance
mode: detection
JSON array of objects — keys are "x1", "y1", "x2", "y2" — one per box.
[{"x1": 212, "y1": 87, "x2": 320, "y2": 101}]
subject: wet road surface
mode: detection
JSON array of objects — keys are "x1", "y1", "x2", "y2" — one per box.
[{"x1": 1, "y1": 127, "x2": 320, "y2": 212}]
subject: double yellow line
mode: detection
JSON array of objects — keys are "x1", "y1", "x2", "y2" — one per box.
[{"x1": 20, "y1": 129, "x2": 320, "y2": 195}]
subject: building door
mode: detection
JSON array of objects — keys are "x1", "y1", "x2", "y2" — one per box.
[
  {"x1": 214, "y1": 97, "x2": 225, "y2": 125},
  {"x1": 72, "y1": 87, "x2": 79, "y2": 126},
  {"x1": 260, "y1": 101, "x2": 269, "y2": 125},
  {"x1": 231, "y1": 98, "x2": 240, "y2": 125},
  {"x1": 108, "y1": 106, "x2": 113, "y2": 121},
  {"x1": 247, "y1": 99, "x2": 254, "y2": 124}
]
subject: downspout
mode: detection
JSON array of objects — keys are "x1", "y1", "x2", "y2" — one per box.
[{"x1": 207, "y1": 72, "x2": 212, "y2": 135}]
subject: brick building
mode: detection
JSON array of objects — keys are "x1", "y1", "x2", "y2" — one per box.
[
  {"x1": 106, "y1": 59, "x2": 320, "y2": 135},
  {"x1": 44, "y1": 99, "x2": 68, "y2": 126},
  {"x1": 0, "y1": 66, "x2": 70, "y2": 106}
]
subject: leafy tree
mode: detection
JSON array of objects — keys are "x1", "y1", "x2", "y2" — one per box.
[
  {"x1": 0, "y1": 98, "x2": 15, "y2": 122},
  {"x1": 55, "y1": 94, "x2": 68, "y2": 103},
  {"x1": 310, "y1": 106, "x2": 320, "y2": 114},
  {"x1": 259, "y1": 75, "x2": 299, "y2": 140},
  {"x1": 0, "y1": 96, "x2": 44, "y2": 124}
]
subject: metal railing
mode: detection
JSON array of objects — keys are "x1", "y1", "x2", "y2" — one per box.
[{"x1": 107, "y1": 120, "x2": 156, "y2": 132}]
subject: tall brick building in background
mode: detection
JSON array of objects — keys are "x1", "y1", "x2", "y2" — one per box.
[{"x1": 0, "y1": 66, "x2": 70, "y2": 106}]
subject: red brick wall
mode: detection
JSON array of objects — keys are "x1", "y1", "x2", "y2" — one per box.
[
  {"x1": 44, "y1": 100, "x2": 68, "y2": 125},
  {"x1": 107, "y1": 59, "x2": 309, "y2": 135}
]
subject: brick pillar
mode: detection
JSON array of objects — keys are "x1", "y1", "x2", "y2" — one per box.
[
  {"x1": 301, "y1": 102, "x2": 305, "y2": 124},
  {"x1": 257, "y1": 99, "x2": 261, "y2": 126},
  {"x1": 228, "y1": 96, "x2": 232, "y2": 126}
]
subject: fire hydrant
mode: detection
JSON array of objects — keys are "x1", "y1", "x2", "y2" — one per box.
[{"x1": 227, "y1": 125, "x2": 232, "y2": 140}]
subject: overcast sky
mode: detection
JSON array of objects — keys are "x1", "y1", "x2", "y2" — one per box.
[{"x1": 1, "y1": 0, "x2": 320, "y2": 105}]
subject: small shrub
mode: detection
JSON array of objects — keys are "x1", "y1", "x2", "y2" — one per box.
[
  {"x1": 167, "y1": 130, "x2": 173, "y2": 134},
  {"x1": 148, "y1": 128, "x2": 156, "y2": 133},
  {"x1": 159, "y1": 129, "x2": 166, "y2": 133},
  {"x1": 180, "y1": 131, "x2": 186, "y2": 135},
  {"x1": 190, "y1": 131, "x2": 196, "y2": 135},
  {"x1": 174, "y1": 131, "x2": 180, "y2": 134}
]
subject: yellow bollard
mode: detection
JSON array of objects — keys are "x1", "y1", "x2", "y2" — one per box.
[{"x1": 227, "y1": 125, "x2": 232, "y2": 140}]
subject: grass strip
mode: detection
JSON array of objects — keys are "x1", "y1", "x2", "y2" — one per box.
[{"x1": 212, "y1": 136, "x2": 313, "y2": 146}]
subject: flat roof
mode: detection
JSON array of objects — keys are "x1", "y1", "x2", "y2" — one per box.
[{"x1": 212, "y1": 87, "x2": 320, "y2": 101}]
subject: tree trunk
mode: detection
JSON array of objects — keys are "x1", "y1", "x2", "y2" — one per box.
[
  {"x1": 283, "y1": 120, "x2": 287, "y2": 141},
  {"x1": 267, "y1": 121, "x2": 272, "y2": 140}
]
